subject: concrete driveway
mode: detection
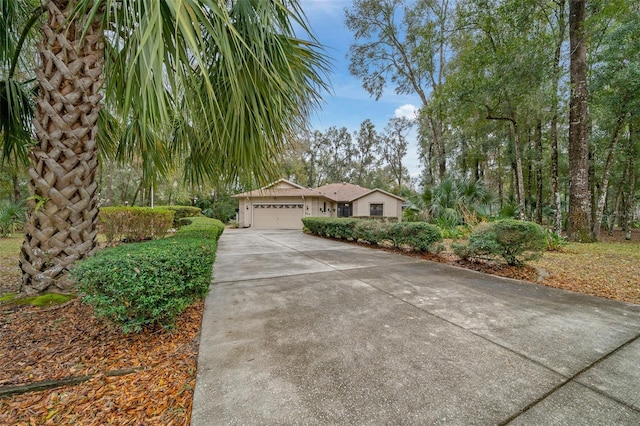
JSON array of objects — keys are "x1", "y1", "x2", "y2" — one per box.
[{"x1": 191, "y1": 229, "x2": 640, "y2": 425}]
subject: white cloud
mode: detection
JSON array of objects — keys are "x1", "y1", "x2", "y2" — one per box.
[{"x1": 394, "y1": 104, "x2": 419, "y2": 120}]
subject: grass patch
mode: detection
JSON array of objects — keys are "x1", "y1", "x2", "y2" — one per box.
[
  {"x1": 0, "y1": 236, "x2": 22, "y2": 294},
  {"x1": 0, "y1": 293, "x2": 75, "y2": 307},
  {"x1": 0, "y1": 293, "x2": 16, "y2": 303}
]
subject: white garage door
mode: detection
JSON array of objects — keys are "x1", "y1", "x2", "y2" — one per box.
[{"x1": 253, "y1": 204, "x2": 304, "y2": 229}]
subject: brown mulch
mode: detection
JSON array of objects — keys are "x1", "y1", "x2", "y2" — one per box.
[
  {"x1": 373, "y1": 244, "x2": 540, "y2": 283},
  {"x1": 0, "y1": 299, "x2": 203, "y2": 425}
]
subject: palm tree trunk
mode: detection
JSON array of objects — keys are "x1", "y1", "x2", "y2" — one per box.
[{"x1": 19, "y1": 0, "x2": 103, "y2": 294}]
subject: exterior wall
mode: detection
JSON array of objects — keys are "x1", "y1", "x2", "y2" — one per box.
[
  {"x1": 239, "y1": 196, "x2": 306, "y2": 228},
  {"x1": 237, "y1": 192, "x2": 402, "y2": 228},
  {"x1": 308, "y1": 198, "x2": 334, "y2": 217},
  {"x1": 352, "y1": 192, "x2": 403, "y2": 219},
  {"x1": 238, "y1": 198, "x2": 251, "y2": 227}
]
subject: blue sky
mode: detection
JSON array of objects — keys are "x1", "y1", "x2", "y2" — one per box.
[{"x1": 299, "y1": 0, "x2": 423, "y2": 177}]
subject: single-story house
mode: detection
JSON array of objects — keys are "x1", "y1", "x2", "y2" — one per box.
[{"x1": 234, "y1": 179, "x2": 405, "y2": 229}]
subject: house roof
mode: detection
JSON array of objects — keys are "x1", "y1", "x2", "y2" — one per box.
[
  {"x1": 234, "y1": 178, "x2": 315, "y2": 198},
  {"x1": 234, "y1": 179, "x2": 405, "y2": 203},
  {"x1": 311, "y1": 182, "x2": 368, "y2": 202}
]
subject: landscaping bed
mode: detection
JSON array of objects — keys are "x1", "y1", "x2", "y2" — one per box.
[{"x1": 0, "y1": 299, "x2": 202, "y2": 425}]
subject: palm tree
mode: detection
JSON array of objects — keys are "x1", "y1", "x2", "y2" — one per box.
[{"x1": 6, "y1": 0, "x2": 328, "y2": 294}]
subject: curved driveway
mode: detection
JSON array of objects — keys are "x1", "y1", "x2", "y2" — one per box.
[{"x1": 192, "y1": 230, "x2": 640, "y2": 425}]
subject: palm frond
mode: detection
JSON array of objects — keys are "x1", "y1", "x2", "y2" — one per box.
[
  {"x1": 68, "y1": 0, "x2": 328, "y2": 189},
  {"x1": 0, "y1": 77, "x2": 34, "y2": 165}
]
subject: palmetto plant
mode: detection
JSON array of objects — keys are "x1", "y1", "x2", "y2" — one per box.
[
  {"x1": 0, "y1": 199, "x2": 26, "y2": 237},
  {"x1": 407, "y1": 177, "x2": 495, "y2": 234},
  {"x1": 2, "y1": 0, "x2": 328, "y2": 294}
]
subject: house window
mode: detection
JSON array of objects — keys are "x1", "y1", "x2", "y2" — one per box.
[
  {"x1": 370, "y1": 203, "x2": 383, "y2": 217},
  {"x1": 338, "y1": 203, "x2": 352, "y2": 217}
]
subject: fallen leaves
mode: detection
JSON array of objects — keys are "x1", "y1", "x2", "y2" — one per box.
[
  {"x1": 0, "y1": 299, "x2": 203, "y2": 425},
  {"x1": 532, "y1": 242, "x2": 640, "y2": 304}
]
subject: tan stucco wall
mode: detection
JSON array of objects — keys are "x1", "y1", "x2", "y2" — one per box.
[
  {"x1": 352, "y1": 192, "x2": 403, "y2": 219},
  {"x1": 238, "y1": 193, "x2": 400, "y2": 228},
  {"x1": 310, "y1": 198, "x2": 335, "y2": 217},
  {"x1": 238, "y1": 196, "x2": 307, "y2": 228}
]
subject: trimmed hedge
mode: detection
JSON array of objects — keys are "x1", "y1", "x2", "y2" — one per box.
[
  {"x1": 453, "y1": 219, "x2": 546, "y2": 266},
  {"x1": 387, "y1": 222, "x2": 443, "y2": 252},
  {"x1": 159, "y1": 205, "x2": 202, "y2": 226},
  {"x1": 302, "y1": 217, "x2": 359, "y2": 240},
  {"x1": 73, "y1": 217, "x2": 225, "y2": 333},
  {"x1": 354, "y1": 220, "x2": 388, "y2": 244},
  {"x1": 98, "y1": 207, "x2": 175, "y2": 245},
  {"x1": 302, "y1": 217, "x2": 443, "y2": 253}
]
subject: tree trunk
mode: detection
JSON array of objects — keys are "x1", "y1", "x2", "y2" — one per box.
[
  {"x1": 105, "y1": 160, "x2": 113, "y2": 206},
  {"x1": 526, "y1": 128, "x2": 533, "y2": 221},
  {"x1": 20, "y1": 0, "x2": 104, "y2": 294},
  {"x1": 535, "y1": 119, "x2": 543, "y2": 224},
  {"x1": 496, "y1": 144, "x2": 504, "y2": 208},
  {"x1": 609, "y1": 152, "x2": 628, "y2": 234},
  {"x1": 624, "y1": 121, "x2": 637, "y2": 240},
  {"x1": 131, "y1": 180, "x2": 143, "y2": 206},
  {"x1": 436, "y1": 120, "x2": 446, "y2": 180},
  {"x1": 426, "y1": 115, "x2": 445, "y2": 181},
  {"x1": 551, "y1": 0, "x2": 566, "y2": 236},
  {"x1": 512, "y1": 122, "x2": 526, "y2": 220},
  {"x1": 592, "y1": 116, "x2": 625, "y2": 239},
  {"x1": 567, "y1": 0, "x2": 592, "y2": 242},
  {"x1": 12, "y1": 170, "x2": 21, "y2": 203}
]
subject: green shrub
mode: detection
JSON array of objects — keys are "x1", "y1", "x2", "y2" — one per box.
[
  {"x1": 440, "y1": 224, "x2": 471, "y2": 240},
  {"x1": 387, "y1": 222, "x2": 443, "y2": 252},
  {"x1": 545, "y1": 229, "x2": 567, "y2": 251},
  {"x1": 354, "y1": 220, "x2": 389, "y2": 244},
  {"x1": 0, "y1": 200, "x2": 26, "y2": 237},
  {"x1": 98, "y1": 207, "x2": 175, "y2": 245},
  {"x1": 176, "y1": 216, "x2": 225, "y2": 240},
  {"x1": 301, "y1": 217, "x2": 359, "y2": 240},
  {"x1": 303, "y1": 217, "x2": 443, "y2": 252},
  {"x1": 73, "y1": 217, "x2": 224, "y2": 333},
  {"x1": 454, "y1": 219, "x2": 546, "y2": 266},
  {"x1": 160, "y1": 205, "x2": 202, "y2": 226}
]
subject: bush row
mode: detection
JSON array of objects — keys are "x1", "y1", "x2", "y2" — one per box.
[
  {"x1": 304, "y1": 217, "x2": 548, "y2": 267},
  {"x1": 73, "y1": 217, "x2": 225, "y2": 333},
  {"x1": 301, "y1": 217, "x2": 443, "y2": 253}
]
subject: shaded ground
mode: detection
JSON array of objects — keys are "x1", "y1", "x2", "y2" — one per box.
[
  {"x1": 0, "y1": 237, "x2": 21, "y2": 295},
  {"x1": 0, "y1": 300, "x2": 202, "y2": 425},
  {"x1": 0, "y1": 228, "x2": 638, "y2": 424}
]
